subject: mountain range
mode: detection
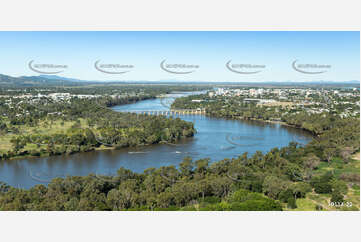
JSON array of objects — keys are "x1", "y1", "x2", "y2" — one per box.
[{"x1": 0, "y1": 73, "x2": 359, "y2": 88}]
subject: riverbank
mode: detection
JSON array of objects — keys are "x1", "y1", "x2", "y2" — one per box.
[
  {"x1": 236, "y1": 116, "x2": 317, "y2": 136},
  {"x1": 0, "y1": 103, "x2": 196, "y2": 162},
  {"x1": 0, "y1": 98, "x2": 312, "y2": 189},
  {"x1": 200, "y1": 112, "x2": 316, "y2": 136},
  {"x1": 1, "y1": 115, "x2": 309, "y2": 162},
  {"x1": 1, "y1": 134, "x2": 195, "y2": 162},
  {"x1": 1, "y1": 94, "x2": 313, "y2": 162}
]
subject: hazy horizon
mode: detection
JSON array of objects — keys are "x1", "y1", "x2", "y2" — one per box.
[{"x1": 0, "y1": 31, "x2": 359, "y2": 82}]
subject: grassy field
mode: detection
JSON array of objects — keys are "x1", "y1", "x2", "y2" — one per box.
[
  {"x1": 0, "y1": 118, "x2": 89, "y2": 155},
  {"x1": 285, "y1": 153, "x2": 360, "y2": 211},
  {"x1": 257, "y1": 101, "x2": 294, "y2": 107},
  {"x1": 0, "y1": 133, "x2": 15, "y2": 152}
]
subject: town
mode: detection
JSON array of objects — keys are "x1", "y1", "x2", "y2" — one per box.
[{"x1": 201, "y1": 87, "x2": 360, "y2": 118}]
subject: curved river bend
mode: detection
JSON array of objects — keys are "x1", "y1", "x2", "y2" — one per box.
[{"x1": 0, "y1": 93, "x2": 312, "y2": 188}]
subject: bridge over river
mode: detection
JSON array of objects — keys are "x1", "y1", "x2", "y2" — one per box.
[
  {"x1": 0, "y1": 94, "x2": 312, "y2": 189},
  {"x1": 123, "y1": 109, "x2": 206, "y2": 115}
]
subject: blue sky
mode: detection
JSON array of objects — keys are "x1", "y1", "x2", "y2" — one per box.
[{"x1": 0, "y1": 31, "x2": 359, "y2": 82}]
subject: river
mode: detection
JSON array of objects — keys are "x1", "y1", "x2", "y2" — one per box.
[{"x1": 0, "y1": 93, "x2": 312, "y2": 188}]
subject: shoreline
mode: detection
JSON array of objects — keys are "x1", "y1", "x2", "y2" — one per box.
[
  {"x1": 0, "y1": 137, "x2": 194, "y2": 162},
  {"x1": 239, "y1": 117, "x2": 306, "y2": 131},
  {"x1": 1, "y1": 95, "x2": 315, "y2": 162},
  {"x1": 201, "y1": 113, "x2": 316, "y2": 136},
  {"x1": 1, "y1": 114, "x2": 313, "y2": 162}
]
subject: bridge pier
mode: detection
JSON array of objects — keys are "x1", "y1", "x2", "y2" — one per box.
[{"x1": 124, "y1": 109, "x2": 206, "y2": 116}]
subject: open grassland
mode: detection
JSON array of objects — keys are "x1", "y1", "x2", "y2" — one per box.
[
  {"x1": 286, "y1": 190, "x2": 359, "y2": 211},
  {"x1": 285, "y1": 153, "x2": 360, "y2": 211},
  {"x1": 0, "y1": 134, "x2": 14, "y2": 152},
  {"x1": 257, "y1": 101, "x2": 294, "y2": 107},
  {"x1": 23, "y1": 119, "x2": 89, "y2": 135},
  {"x1": 0, "y1": 118, "x2": 89, "y2": 155}
]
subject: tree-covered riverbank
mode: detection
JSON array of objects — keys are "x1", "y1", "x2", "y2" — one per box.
[
  {"x1": 0, "y1": 95, "x2": 195, "y2": 160},
  {"x1": 0, "y1": 110, "x2": 359, "y2": 210}
]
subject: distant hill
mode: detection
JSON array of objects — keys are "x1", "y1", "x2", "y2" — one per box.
[
  {"x1": 0, "y1": 74, "x2": 19, "y2": 84},
  {"x1": 0, "y1": 73, "x2": 359, "y2": 88},
  {"x1": 0, "y1": 74, "x2": 83, "y2": 87},
  {"x1": 37, "y1": 75, "x2": 85, "y2": 82}
]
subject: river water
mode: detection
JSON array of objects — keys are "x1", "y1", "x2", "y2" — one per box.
[{"x1": 0, "y1": 93, "x2": 312, "y2": 188}]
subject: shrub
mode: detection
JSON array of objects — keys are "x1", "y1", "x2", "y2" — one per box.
[
  {"x1": 279, "y1": 189, "x2": 294, "y2": 203},
  {"x1": 314, "y1": 182, "x2": 332, "y2": 194},
  {"x1": 287, "y1": 197, "x2": 297, "y2": 209},
  {"x1": 315, "y1": 204, "x2": 323, "y2": 211},
  {"x1": 230, "y1": 199, "x2": 283, "y2": 211},
  {"x1": 330, "y1": 191, "x2": 344, "y2": 203},
  {"x1": 202, "y1": 196, "x2": 221, "y2": 204}
]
